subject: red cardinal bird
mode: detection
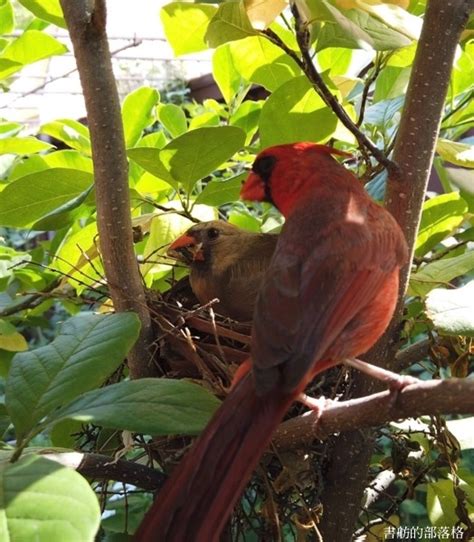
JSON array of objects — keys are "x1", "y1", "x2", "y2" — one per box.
[{"x1": 135, "y1": 142, "x2": 408, "y2": 541}]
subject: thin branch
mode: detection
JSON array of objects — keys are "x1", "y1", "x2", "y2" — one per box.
[
  {"x1": 270, "y1": 5, "x2": 397, "y2": 171},
  {"x1": 60, "y1": 0, "x2": 155, "y2": 378},
  {"x1": 273, "y1": 378, "x2": 474, "y2": 451},
  {"x1": 395, "y1": 338, "x2": 431, "y2": 371},
  {"x1": 43, "y1": 451, "x2": 166, "y2": 491}
]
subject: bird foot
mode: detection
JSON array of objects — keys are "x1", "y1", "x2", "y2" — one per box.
[
  {"x1": 297, "y1": 393, "x2": 327, "y2": 423},
  {"x1": 343, "y1": 357, "x2": 419, "y2": 406}
]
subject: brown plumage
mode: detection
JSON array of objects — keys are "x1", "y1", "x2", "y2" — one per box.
[{"x1": 167, "y1": 220, "x2": 277, "y2": 321}]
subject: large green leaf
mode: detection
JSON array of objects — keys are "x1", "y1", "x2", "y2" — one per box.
[
  {"x1": 40, "y1": 119, "x2": 91, "y2": 155},
  {"x1": 46, "y1": 378, "x2": 221, "y2": 436},
  {"x1": 0, "y1": 455, "x2": 100, "y2": 542},
  {"x1": 157, "y1": 103, "x2": 187, "y2": 138},
  {"x1": 0, "y1": 136, "x2": 53, "y2": 155},
  {"x1": 409, "y1": 251, "x2": 474, "y2": 297},
  {"x1": 415, "y1": 192, "x2": 468, "y2": 257},
  {"x1": 128, "y1": 126, "x2": 245, "y2": 193},
  {"x1": 436, "y1": 138, "x2": 474, "y2": 168},
  {"x1": 122, "y1": 87, "x2": 160, "y2": 148},
  {"x1": 0, "y1": 0, "x2": 14, "y2": 35},
  {"x1": 212, "y1": 44, "x2": 244, "y2": 103},
  {"x1": 308, "y1": 0, "x2": 413, "y2": 51},
  {"x1": 6, "y1": 313, "x2": 140, "y2": 440},
  {"x1": 205, "y1": 1, "x2": 257, "y2": 48},
  {"x1": 259, "y1": 76, "x2": 338, "y2": 147},
  {"x1": 17, "y1": 0, "x2": 66, "y2": 28},
  {"x1": 425, "y1": 281, "x2": 474, "y2": 337},
  {"x1": 228, "y1": 35, "x2": 301, "y2": 92},
  {"x1": 0, "y1": 30, "x2": 67, "y2": 80},
  {"x1": 196, "y1": 174, "x2": 245, "y2": 207},
  {"x1": 160, "y1": 2, "x2": 217, "y2": 56},
  {"x1": 0, "y1": 168, "x2": 93, "y2": 227},
  {"x1": 230, "y1": 100, "x2": 263, "y2": 145}
]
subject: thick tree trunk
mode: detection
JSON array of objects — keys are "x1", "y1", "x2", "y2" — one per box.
[{"x1": 60, "y1": 0, "x2": 155, "y2": 378}]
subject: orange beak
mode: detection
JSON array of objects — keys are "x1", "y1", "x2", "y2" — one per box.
[
  {"x1": 167, "y1": 233, "x2": 205, "y2": 262},
  {"x1": 240, "y1": 171, "x2": 265, "y2": 202}
]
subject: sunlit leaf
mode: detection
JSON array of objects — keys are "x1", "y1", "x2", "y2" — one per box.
[
  {"x1": 0, "y1": 137, "x2": 52, "y2": 155},
  {"x1": 425, "y1": 281, "x2": 474, "y2": 337},
  {"x1": 161, "y1": 3, "x2": 217, "y2": 56},
  {"x1": 122, "y1": 87, "x2": 160, "y2": 148},
  {"x1": 243, "y1": 0, "x2": 287, "y2": 30},
  {"x1": 0, "y1": 30, "x2": 67, "y2": 79},
  {"x1": 436, "y1": 138, "x2": 474, "y2": 168},
  {"x1": 259, "y1": 76, "x2": 338, "y2": 147},
  {"x1": 415, "y1": 192, "x2": 468, "y2": 257},
  {"x1": 40, "y1": 119, "x2": 91, "y2": 155},
  {"x1": 17, "y1": 0, "x2": 66, "y2": 28},
  {"x1": 409, "y1": 251, "x2": 474, "y2": 297},
  {"x1": 0, "y1": 455, "x2": 100, "y2": 542},
  {"x1": 157, "y1": 103, "x2": 187, "y2": 138},
  {"x1": 205, "y1": 1, "x2": 257, "y2": 48}
]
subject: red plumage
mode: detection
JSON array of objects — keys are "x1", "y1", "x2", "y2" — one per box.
[{"x1": 135, "y1": 142, "x2": 408, "y2": 541}]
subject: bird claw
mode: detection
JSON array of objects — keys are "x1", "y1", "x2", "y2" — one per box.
[{"x1": 297, "y1": 393, "x2": 327, "y2": 424}]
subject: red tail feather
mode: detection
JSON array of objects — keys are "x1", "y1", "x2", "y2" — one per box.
[{"x1": 135, "y1": 373, "x2": 296, "y2": 541}]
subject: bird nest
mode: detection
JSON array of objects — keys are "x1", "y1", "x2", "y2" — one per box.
[{"x1": 145, "y1": 276, "x2": 354, "y2": 540}]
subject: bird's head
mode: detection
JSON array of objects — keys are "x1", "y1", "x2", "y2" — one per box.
[
  {"x1": 167, "y1": 220, "x2": 244, "y2": 267},
  {"x1": 240, "y1": 142, "x2": 351, "y2": 216}
]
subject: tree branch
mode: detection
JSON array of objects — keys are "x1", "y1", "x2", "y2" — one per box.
[
  {"x1": 44, "y1": 451, "x2": 166, "y2": 491},
  {"x1": 59, "y1": 0, "x2": 155, "y2": 378},
  {"x1": 274, "y1": 378, "x2": 474, "y2": 451}
]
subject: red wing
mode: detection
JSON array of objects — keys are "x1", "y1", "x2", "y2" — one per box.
[{"x1": 251, "y1": 214, "x2": 406, "y2": 394}]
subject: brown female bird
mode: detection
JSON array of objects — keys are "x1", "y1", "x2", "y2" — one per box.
[{"x1": 167, "y1": 220, "x2": 278, "y2": 321}]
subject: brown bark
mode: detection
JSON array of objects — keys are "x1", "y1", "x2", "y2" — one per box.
[
  {"x1": 319, "y1": 1, "x2": 474, "y2": 540},
  {"x1": 59, "y1": 0, "x2": 155, "y2": 378}
]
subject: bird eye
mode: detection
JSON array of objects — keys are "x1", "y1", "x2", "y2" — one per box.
[
  {"x1": 252, "y1": 155, "x2": 276, "y2": 180},
  {"x1": 207, "y1": 228, "x2": 220, "y2": 240}
]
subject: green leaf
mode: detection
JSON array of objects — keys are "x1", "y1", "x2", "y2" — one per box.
[
  {"x1": 32, "y1": 184, "x2": 94, "y2": 231},
  {"x1": 364, "y1": 96, "x2": 405, "y2": 127},
  {"x1": 317, "y1": 47, "x2": 352, "y2": 75},
  {"x1": 0, "y1": 30, "x2": 67, "y2": 79},
  {"x1": 259, "y1": 76, "x2": 338, "y2": 147},
  {"x1": 228, "y1": 35, "x2": 301, "y2": 92},
  {"x1": 205, "y1": 1, "x2": 257, "y2": 48},
  {"x1": 122, "y1": 87, "x2": 160, "y2": 148},
  {"x1": 373, "y1": 65, "x2": 411, "y2": 102},
  {"x1": 160, "y1": 2, "x2": 217, "y2": 56},
  {"x1": 427, "y1": 479, "x2": 458, "y2": 529},
  {"x1": 129, "y1": 126, "x2": 245, "y2": 193},
  {"x1": 0, "y1": 0, "x2": 14, "y2": 34},
  {"x1": 188, "y1": 112, "x2": 220, "y2": 130},
  {"x1": 17, "y1": 0, "x2": 66, "y2": 28},
  {"x1": 212, "y1": 44, "x2": 243, "y2": 103},
  {"x1": 196, "y1": 174, "x2": 245, "y2": 206},
  {"x1": 40, "y1": 119, "x2": 91, "y2": 155},
  {"x1": 157, "y1": 103, "x2": 187, "y2": 138},
  {"x1": 436, "y1": 138, "x2": 474, "y2": 168},
  {"x1": 0, "y1": 455, "x2": 100, "y2": 541},
  {"x1": 356, "y1": 0, "x2": 421, "y2": 41},
  {"x1": 313, "y1": 2, "x2": 413, "y2": 51},
  {"x1": 0, "y1": 121, "x2": 22, "y2": 138},
  {"x1": 0, "y1": 319, "x2": 28, "y2": 352},
  {"x1": 6, "y1": 313, "x2": 140, "y2": 440},
  {"x1": 415, "y1": 192, "x2": 468, "y2": 257},
  {"x1": 409, "y1": 251, "x2": 474, "y2": 297},
  {"x1": 47, "y1": 379, "x2": 221, "y2": 436},
  {"x1": 230, "y1": 100, "x2": 262, "y2": 145},
  {"x1": 0, "y1": 136, "x2": 53, "y2": 155},
  {"x1": 0, "y1": 168, "x2": 93, "y2": 227},
  {"x1": 425, "y1": 281, "x2": 474, "y2": 337}
]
